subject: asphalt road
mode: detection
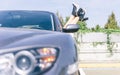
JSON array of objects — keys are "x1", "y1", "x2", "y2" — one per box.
[{"x1": 82, "y1": 68, "x2": 120, "y2": 75}]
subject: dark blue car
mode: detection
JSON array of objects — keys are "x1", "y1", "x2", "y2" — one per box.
[{"x1": 0, "y1": 10, "x2": 80, "y2": 75}]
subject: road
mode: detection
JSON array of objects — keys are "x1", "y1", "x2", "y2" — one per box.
[
  {"x1": 79, "y1": 63, "x2": 120, "y2": 75},
  {"x1": 81, "y1": 68, "x2": 120, "y2": 75}
]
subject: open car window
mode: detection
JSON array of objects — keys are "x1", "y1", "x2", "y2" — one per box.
[{"x1": 0, "y1": 11, "x2": 54, "y2": 30}]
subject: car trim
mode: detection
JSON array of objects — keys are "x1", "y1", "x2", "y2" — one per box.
[
  {"x1": 50, "y1": 14, "x2": 55, "y2": 31},
  {"x1": 0, "y1": 45, "x2": 60, "y2": 55}
]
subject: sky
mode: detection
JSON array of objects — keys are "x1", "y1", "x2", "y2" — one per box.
[{"x1": 0, "y1": 0, "x2": 119, "y2": 28}]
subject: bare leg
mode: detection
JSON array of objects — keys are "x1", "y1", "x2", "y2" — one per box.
[
  {"x1": 64, "y1": 2, "x2": 79, "y2": 28},
  {"x1": 63, "y1": 2, "x2": 87, "y2": 28},
  {"x1": 64, "y1": 15, "x2": 75, "y2": 28},
  {"x1": 71, "y1": 17, "x2": 79, "y2": 24},
  {"x1": 64, "y1": 16, "x2": 80, "y2": 28}
]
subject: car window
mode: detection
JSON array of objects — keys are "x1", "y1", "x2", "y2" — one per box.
[{"x1": 0, "y1": 11, "x2": 54, "y2": 30}]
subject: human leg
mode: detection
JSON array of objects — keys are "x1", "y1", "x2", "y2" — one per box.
[
  {"x1": 71, "y1": 16, "x2": 79, "y2": 24},
  {"x1": 64, "y1": 2, "x2": 88, "y2": 28},
  {"x1": 64, "y1": 2, "x2": 79, "y2": 28},
  {"x1": 64, "y1": 15, "x2": 75, "y2": 28}
]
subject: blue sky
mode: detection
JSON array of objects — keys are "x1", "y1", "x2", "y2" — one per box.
[{"x1": 0, "y1": 0, "x2": 119, "y2": 28}]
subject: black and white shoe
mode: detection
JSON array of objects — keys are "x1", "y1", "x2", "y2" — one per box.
[
  {"x1": 72, "y1": 2, "x2": 79, "y2": 16},
  {"x1": 77, "y1": 8, "x2": 85, "y2": 21}
]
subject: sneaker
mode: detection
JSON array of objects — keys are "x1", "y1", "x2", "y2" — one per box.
[
  {"x1": 72, "y1": 2, "x2": 79, "y2": 16},
  {"x1": 77, "y1": 8, "x2": 85, "y2": 21}
]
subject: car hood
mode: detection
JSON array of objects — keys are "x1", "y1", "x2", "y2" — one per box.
[
  {"x1": 0, "y1": 28, "x2": 74, "y2": 50},
  {"x1": 0, "y1": 27, "x2": 78, "y2": 74}
]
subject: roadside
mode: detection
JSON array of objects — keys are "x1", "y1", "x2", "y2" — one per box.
[
  {"x1": 79, "y1": 62, "x2": 120, "y2": 68},
  {"x1": 79, "y1": 63, "x2": 120, "y2": 75},
  {"x1": 82, "y1": 68, "x2": 120, "y2": 75}
]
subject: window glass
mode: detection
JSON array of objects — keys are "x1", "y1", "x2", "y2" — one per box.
[{"x1": 0, "y1": 11, "x2": 53, "y2": 30}]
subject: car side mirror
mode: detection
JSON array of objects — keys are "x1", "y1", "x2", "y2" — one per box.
[{"x1": 63, "y1": 24, "x2": 80, "y2": 33}]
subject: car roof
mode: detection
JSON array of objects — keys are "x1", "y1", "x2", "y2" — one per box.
[
  {"x1": 0, "y1": 10, "x2": 54, "y2": 14},
  {"x1": 0, "y1": 10, "x2": 54, "y2": 19}
]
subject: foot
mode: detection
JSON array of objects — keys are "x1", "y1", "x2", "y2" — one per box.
[
  {"x1": 72, "y1": 2, "x2": 79, "y2": 16},
  {"x1": 77, "y1": 8, "x2": 85, "y2": 21}
]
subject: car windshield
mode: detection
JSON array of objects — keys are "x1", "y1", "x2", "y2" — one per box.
[{"x1": 0, "y1": 11, "x2": 54, "y2": 30}]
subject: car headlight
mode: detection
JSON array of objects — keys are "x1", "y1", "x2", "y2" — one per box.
[
  {"x1": 36, "y1": 48, "x2": 57, "y2": 70},
  {"x1": 14, "y1": 51, "x2": 36, "y2": 75},
  {"x1": 0, "y1": 47, "x2": 58, "y2": 75},
  {"x1": 0, "y1": 53, "x2": 14, "y2": 75}
]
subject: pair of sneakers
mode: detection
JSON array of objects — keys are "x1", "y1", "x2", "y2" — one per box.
[{"x1": 72, "y1": 2, "x2": 88, "y2": 21}]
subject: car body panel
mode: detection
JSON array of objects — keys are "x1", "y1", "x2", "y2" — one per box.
[{"x1": 0, "y1": 11, "x2": 78, "y2": 75}]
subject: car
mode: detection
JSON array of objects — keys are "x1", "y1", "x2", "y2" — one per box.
[{"x1": 0, "y1": 10, "x2": 80, "y2": 75}]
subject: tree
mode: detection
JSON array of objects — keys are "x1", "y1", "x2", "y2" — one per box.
[
  {"x1": 77, "y1": 21, "x2": 87, "y2": 30},
  {"x1": 104, "y1": 12, "x2": 118, "y2": 29},
  {"x1": 56, "y1": 11, "x2": 64, "y2": 25},
  {"x1": 95, "y1": 24, "x2": 101, "y2": 32},
  {"x1": 91, "y1": 27, "x2": 95, "y2": 31}
]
